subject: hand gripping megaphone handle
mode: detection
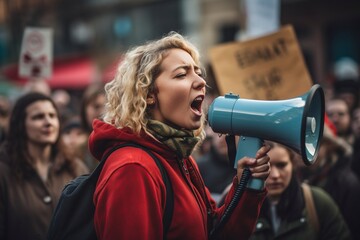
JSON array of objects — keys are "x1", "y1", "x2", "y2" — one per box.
[
  {"x1": 235, "y1": 136, "x2": 265, "y2": 190},
  {"x1": 210, "y1": 136, "x2": 264, "y2": 239}
]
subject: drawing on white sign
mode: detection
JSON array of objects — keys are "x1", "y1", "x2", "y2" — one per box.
[{"x1": 19, "y1": 27, "x2": 53, "y2": 78}]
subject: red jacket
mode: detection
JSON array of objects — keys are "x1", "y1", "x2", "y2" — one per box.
[{"x1": 89, "y1": 120, "x2": 266, "y2": 240}]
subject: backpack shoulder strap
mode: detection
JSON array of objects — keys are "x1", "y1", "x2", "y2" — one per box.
[
  {"x1": 302, "y1": 182, "x2": 319, "y2": 233},
  {"x1": 101, "y1": 143, "x2": 174, "y2": 239}
]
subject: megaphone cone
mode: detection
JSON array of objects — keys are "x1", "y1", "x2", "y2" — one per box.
[{"x1": 208, "y1": 84, "x2": 325, "y2": 167}]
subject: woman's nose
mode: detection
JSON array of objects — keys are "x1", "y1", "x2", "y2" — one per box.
[
  {"x1": 44, "y1": 115, "x2": 54, "y2": 125},
  {"x1": 193, "y1": 74, "x2": 206, "y2": 90},
  {"x1": 269, "y1": 166, "x2": 280, "y2": 178}
]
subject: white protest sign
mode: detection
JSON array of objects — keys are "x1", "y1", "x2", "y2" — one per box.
[
  {"x1": 19, "y1": 27, "x2": 53, "y2": 78},
  {"x1": 245, "y1": 0, "x2": 280, "y2": 38},
  {"x1": 209, "y1": 25, "x2": 313, "y2": 100}
]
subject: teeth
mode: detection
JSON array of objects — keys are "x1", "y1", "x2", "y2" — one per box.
[{"x1": 194, "y1": 96, "x2": 203, "y2": 101}]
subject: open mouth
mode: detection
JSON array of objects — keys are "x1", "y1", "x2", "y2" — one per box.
[{"x1": 191, "y1": 95, "x2": 204, "y2": 115}]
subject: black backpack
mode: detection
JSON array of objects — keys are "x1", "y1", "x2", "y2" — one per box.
[{"x1": 47, "y1": 143, "x2": 174, "y2": 240}]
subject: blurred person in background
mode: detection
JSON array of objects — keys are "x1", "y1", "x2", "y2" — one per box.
[
  {"x1": 80, "y1": 82, "x2": 106, "y2": 134},
  {"x1": 299, "y1": 119, "x2": 360, "y2": 240},
  {"x1": 61, "y1": 116, "x2": 88, "y2": 161},
  {"x1": 0, "y1": 95, "x2": 11, "y2": 145},
  {"x1": 0, "y1": 92, "x2": 88, "y2": 240},
  {"x1": 326, "y1": 97, "x2": 355, "y2": 146},
  {"x1": 51, "y1": 89, "x2": 73, "y2": 123},
  {"x1": 249, "y1": 142, "x2": 351, "y2": 240},
  {"x1": 332, "y1": 57, "x2": 360, "y2": 114},
  {"x1": 332, "y1": 79, "x2": 359, "y2": 115},
  {"x1": 80, "y1": 82, "x2": 106, "y2": 171},
  {"x1": 352, "y1": 107, "x2": 360, "y2": 138},
  {"x1": 22, "y1": 77, "x2": 52, "y2": 96},
  {"x1": 351, "y1": 107, "x2": 360, "y2": 179},
  {"x1": 197, "y1": 124, "x2": 236, "y2": 204}
]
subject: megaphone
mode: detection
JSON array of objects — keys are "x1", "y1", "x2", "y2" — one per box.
[{"x1": 207, "y1": 84, "x2": 325, "y2": 190}]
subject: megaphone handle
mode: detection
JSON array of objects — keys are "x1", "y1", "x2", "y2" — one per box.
[{"x1": 235, "y1": 136, "x2": 265, "y2": 190}]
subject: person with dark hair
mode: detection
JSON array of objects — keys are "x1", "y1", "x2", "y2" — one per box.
[
  {"x1": 61, "y1": 116, "x2": 88, "y2": 161},
  {"x1": 351, "y1": 107, "x2": 360, "y2": 180},
  {"x1": 0, "y1": 95, "x2": 11, "y2": 145},
  {"x1": 0, "y1": 92, "x2": 88, "y2": 240},
  {"x1": 326, "y1": 97, "x2": 355, "y2": 146},
  {"x1": 89, "y1": 32, "x2": 271, "y2": 239},
  {"x1": 333, "y1": 79, "x2": 359, "y2": 115},
  {"x1": 80, "y1": 82, "x2": 106, "y2": 134},
  {"x1": 249, "y1": 142, "x2": 351, "y2": 240},
  {"x1": 300, "y1": 121, "x2": 360, "y2": 240},
  {"x1": 79, "y1": 82, "x2": 106, "y2": 171}
]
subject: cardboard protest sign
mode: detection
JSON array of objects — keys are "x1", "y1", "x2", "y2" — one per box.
[
  {"x1": 209, "y1": 25, "x2": 313, "y2": 100},
  {"x1": 19, "y1": 27, "x2": 53, "y2": 78}
]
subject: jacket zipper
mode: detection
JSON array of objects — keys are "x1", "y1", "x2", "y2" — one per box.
[
  {"x1": 186, "y1": 158, "x2": 215, "y2": 232},
  {"x1": 180, "y1": 158, "x2": 189, "y2": 175},
  {"x1": 177, "y1": 157, "x2": 208, "y2": 234}
]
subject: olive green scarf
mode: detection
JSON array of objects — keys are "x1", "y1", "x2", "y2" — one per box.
[{"x1": 147, "y1": 120, "x2": 205, "y2": 159}]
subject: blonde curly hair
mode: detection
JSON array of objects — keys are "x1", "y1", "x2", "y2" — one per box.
[{"x1": 103, "y1": 32, "x2": 205, "y2": 135}]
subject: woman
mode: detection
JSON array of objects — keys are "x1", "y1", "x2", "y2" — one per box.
[
  {"x1": 249, "y1": 142, "x2": 351, "y2": 240},
  {"x1": 0, "y1": 95, "x2": 11, "y2": 145},
  {"x1": 0, "y1": 92, "x2": 88, "y2": 240},
  {"x1": 61, "y1": 116, "x2": 88, "y2": 160},
  {"x1": 80, "y1": 82, "x2": 106, "y2": 134},
  {"x1": 300, "y1": 121, "x2": 360, "y2": 239},
  {"x1": 80, "y1": 82, "x2": 106, "y2": 171},
  {"x1": 89, "y1": 32, "x2": 271, "y2": 240}
]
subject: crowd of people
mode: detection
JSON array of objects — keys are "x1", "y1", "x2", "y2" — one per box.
[
  {"x1": 0, "y1": 31, "x2": 359, "y2": 240},
  {"x1": 0, "y1": 79, "x2": 106, "y2": 239},
  {"x1": 198, "y1": 62, "x2": 360, "y2": 239}
]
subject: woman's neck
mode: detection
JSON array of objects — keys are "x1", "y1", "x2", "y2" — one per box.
[
  {"x1": 27, "y1": 142, "x2": 52, "y2": 163},
  {"x1": 27, "y1": 142, "x2": 52, "y2": 182},
  {"x1": 268, "y1": 196, "x2": 280, "y2": 205}
]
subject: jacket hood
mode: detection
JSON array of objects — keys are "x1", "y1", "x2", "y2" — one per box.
[{"x1": 88, "y1": 119, "x2": 176, "y2": 162}]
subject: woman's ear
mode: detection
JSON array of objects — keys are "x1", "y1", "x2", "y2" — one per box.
[{"x1": 146, "y1": 94, "x2": 156, "y2": 105}]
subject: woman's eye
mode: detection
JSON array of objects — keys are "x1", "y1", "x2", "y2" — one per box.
[
  {"x1": 176, "y1": 73, "x2": 186, "y2": 78},
  {"x1": 49, "y1": 113, "x2": 57, "y2": 118},
  {"x1": 276, "y1": 163, "x2": 287, "y2": 169},
  {"x1": 31, "y1": 114, "x2": 44, "y2": 120}
]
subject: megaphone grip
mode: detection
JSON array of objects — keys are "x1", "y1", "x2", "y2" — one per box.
[{"x1": 235, "y1": 136, "x2": 265, "y2": 190}]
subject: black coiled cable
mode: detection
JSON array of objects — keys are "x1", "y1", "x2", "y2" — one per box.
[{"x1": 209, "y1": 167, "x2": 252, "y2": 240}]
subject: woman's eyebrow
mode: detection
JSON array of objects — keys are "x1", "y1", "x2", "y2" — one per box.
[{"x1": 172, "y1": 64, "x2": 200, "y2": 72}]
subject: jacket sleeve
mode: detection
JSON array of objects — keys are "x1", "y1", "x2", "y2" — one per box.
[
  {"x1": 211, "y1": 177, "x2": 267, "y2": 240},
  {"x1": 94, "y1": 163, "x2": 165, "y2": 240}
]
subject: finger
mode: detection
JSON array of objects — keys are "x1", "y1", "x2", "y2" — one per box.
[
  {"x1": 250, "y1": 162, "x2": 270, "y2": 174},
  {"x1": 256, "y1": 144, "x2": 271, "y2": 158},
  {"x1": 236, "y1": 157, "x2": 256, "y2": 169},
  {"x1": 251, "y1": 171, "x2": 270, "y2": 179},
  {"x1": 255, "y1": 155, "x2": 270, "y2": 166},
  {"x1": 236, "y1": 157, "x2": 256, "y2": 181},
  {"x1": 251, "y1": 164, "x2": 271, "y2": 179}
]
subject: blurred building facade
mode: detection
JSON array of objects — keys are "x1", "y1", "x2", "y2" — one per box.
[{"x1": 0, "y1": 0, "x2": 359, "y2": 89}]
